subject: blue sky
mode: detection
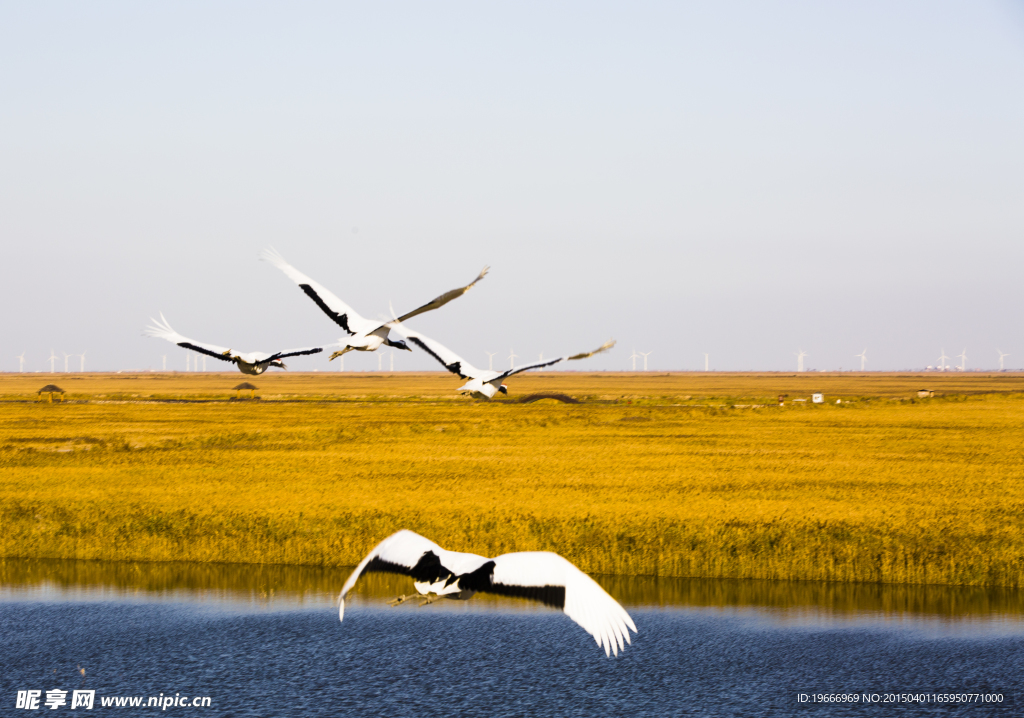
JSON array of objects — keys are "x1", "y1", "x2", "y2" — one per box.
[{"x1": 2, "y1": 1, "x2": 1023, "y2": 372}]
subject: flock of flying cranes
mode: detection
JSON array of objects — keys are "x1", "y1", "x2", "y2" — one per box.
[
  {"x1": 145, "y1": 249, "x2": 635, "y2": 655},
  {"x1": 146, "y1": 248, "x2": 615, "y2": 399},
  {"x1": 53, "y1": 253, "x2": 1020, "y2": 656}
]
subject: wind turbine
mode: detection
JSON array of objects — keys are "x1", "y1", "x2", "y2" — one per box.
[
  {"x1": 508, "y1": 349, "x2": 518, "y2": 370},
  {"x1": 957, "y1": 348, "x2": 967, "y2": 372},
  {"x1": 63, "y1": 352, "x2": 71, "y2": 373},
  {"x1": 640, "y1": 351, "x2": 652, "y2": 371},
  {"x1": 485, "y1": 351, "x2": 496, "y2": 371},
  {"x1": 16, "y1": 353, "x2": 25, "y2": 373},
  {"x1": 47, "y1": 350, "x2": 57, "y2": 373},
  {"x1": 795, "y1": 349, "x2": 807, "y2": 373},
  {"x1": 855, "y1": 349, "x2": 867, "y2": 372},
  {"x1": 390, "y1": 350, "x2": 395, "y2": 372},
  {"x1": 938, "y1": 349, "x2": 949, "y2": 372},
  {"x1": 629, "y1": 349, "x2": 639, "y2": 371},
  {"x1": 186, "y1": 354, "x2": 190, "y2": 372},
  {"x1": 78, "y1": 352, "x2": 86, "y2": 372},
  {"x1": 202, "y1": 356, "x2": 207, "y2": 372},
  {"x1": 704, "y1": 353, "x2": 709, "y2": 372},
  {"x1": 998, "y1": 350, "x2": 1009, "y2": 371},
  {"x1": 161, "y1": 355, "x2": 167, "y2": 371},
  {"x1": 378, "y1": 352, "x2": 385, "y2": 372}
]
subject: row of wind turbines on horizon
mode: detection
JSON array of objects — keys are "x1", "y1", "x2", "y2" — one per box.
[
  {"x1": 6, "y1": 348, "x2": 1018, "y2": 373},
  {"x1": 6, "y1": 347, "x2": 637, "y2": 373},
  {"x1": 292, "y1": 348, "x2": 622, "y2": 373},
  {"x1": 10, "y1": 351, "x2": 87, "y2": 373},
  {"x1": 792, "y1": 348, "x2": 1013, "y2": 372}
]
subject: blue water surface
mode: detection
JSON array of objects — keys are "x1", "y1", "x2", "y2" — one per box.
[{"x1": 2, "y1": 600, "x2": 1022, "y2": 717}]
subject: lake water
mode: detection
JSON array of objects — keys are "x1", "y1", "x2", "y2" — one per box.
[{"x1": 2, "y1": 559, "x2": 1022, "y2": 716}]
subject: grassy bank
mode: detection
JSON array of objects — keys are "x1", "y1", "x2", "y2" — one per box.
[{"x1": 1, "y1": 373, "x2": 1023, "y2": 586}]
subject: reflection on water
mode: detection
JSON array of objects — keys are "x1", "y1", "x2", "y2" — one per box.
[
  {"x1": 5, "y1": 560, "x2": 1022, "y2": 717},
  {"x1": 0, "y1": 557, "x2": 344, "y2": 608},
  {"x1": 3, "y1": 557, "x2": 1023, "y2": 622}
]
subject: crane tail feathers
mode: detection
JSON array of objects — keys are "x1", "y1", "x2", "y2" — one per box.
[
  {"x1": 258, "y1": 246, "x2": 286, "y2": 267},
  {"x1": 144, "y1": 313, "x2": 181, "y2": 342}
]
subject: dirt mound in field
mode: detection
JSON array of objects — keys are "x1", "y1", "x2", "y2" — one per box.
[{"x1": 516, "y1": 393, "x2": 580, "y2": 404}]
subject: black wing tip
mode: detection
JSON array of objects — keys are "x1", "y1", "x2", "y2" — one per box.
[
  {"x1": 363, "y1": 556, "x2": 418, "y2": 579},
  {"x1": 177, "y1": 342, "x2": 236, "y2": 363},
  {"x1": 408, "y1": 336, "x2": 463, "y2": 377},
  {"x1": 486, "y1": 583, "x2": 567, "y2": 610},
  {"x1": 298, "y1": 284, "x2": 355, "y2": 335},
  {"x1": 270, "y1": 347, "x2": 324, "y2": 361}
]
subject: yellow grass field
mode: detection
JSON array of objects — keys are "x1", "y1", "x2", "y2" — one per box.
[{"x1": 2, "y1": 372, "x2": 1023, "y2": 587}]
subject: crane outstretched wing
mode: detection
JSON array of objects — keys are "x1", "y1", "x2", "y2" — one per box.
[
  {"x1": 260, "y1": 248, "x2": 375, "y2": 336},
  {"x1": 384, "y1": 266, "x2": 489, "y2": 328},
  {"x1": 144, "y1": 314, "x2": 237, "y2": 363},
  {"x1": 266, "y1": 346, "x2": 325, "y2": 361},
  {"x1": 495, "y1": 340, "x2": 616, "y2": 381},
  {"x1": 486, "y1": 551, "x2": 637, "y2": 657},
  {"x1": 338, "y1": 530, "x2": 447, "y2": 620},
  {"x1": 146, "y1": 314, "x2": 324, "y2": 365},
  {"x1": 389, "y1": 325, "x2": 483, "y2": 380},
  {"x1": 338, "y1": 530, "x2": 638, "y2": 657}
]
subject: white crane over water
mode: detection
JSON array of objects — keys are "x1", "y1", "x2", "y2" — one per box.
[{"x1": 338, "y1": 530, "x2": 637, "y2": 657}]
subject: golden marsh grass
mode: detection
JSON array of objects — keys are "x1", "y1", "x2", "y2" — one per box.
[{"x1": 2, "y1": 372, "x2": 1023, "y2": 587}]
